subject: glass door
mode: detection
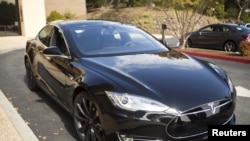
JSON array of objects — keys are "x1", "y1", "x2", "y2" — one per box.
[{"x1": 0, "y1": 0, "x2": 21, "y2": 36}]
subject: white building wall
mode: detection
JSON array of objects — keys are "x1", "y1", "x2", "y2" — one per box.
[
  {"x1": 45, "y1": 0, "x2": 86, "y2": 18},
  {"x1": 21, "y1": 0, "x2": 46, "y2": 37}
]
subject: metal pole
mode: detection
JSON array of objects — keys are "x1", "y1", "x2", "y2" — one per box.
[{"x1": 162, "y1": 24, "x2": 167, "y2": 44}]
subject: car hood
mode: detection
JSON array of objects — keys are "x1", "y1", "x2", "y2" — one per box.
[{"x1": 80, "y1": 51, "x2": 231, "y2": 111}]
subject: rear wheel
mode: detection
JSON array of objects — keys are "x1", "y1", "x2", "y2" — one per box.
[
  {"x1": 25, "y1": 58, "x2": 39, "y2": 91},
  {"x1": 73, "y1": 92, "x2": 106, "y2": 141},
  {"x1": 224, "y1": 41, "x2": 236, "y2": 52}
]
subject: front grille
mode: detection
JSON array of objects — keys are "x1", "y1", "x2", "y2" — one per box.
[{"x1": 166, "y1": 99, "x2": 235, "y2": 139}]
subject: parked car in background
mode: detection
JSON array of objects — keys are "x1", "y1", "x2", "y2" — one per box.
[
  {"x1": 186, "y1": 23, "x2": 250, "y2": 52},
  {"x1": 24, "y1": 20, "x2": 236, "y2": 141},
  {"x1": 239, "y1": 23, "x2": 250, "y2": 28}
]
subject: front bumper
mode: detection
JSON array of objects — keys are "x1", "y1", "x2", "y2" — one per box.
[
  {"x1": 103, "y1": 114, "x2": 235, "y2": 141},
  {"x1": 95, "y1": 97, "x2": 235, "y2": 141}
]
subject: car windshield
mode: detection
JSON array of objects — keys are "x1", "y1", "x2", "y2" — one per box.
[{"x1": 68, "y1": 24, "x2": 168, "y2": 56}]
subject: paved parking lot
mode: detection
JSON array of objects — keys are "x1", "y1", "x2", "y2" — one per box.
[{"x1": 0, "y1": 36, "x2": 39, "y2": 141}]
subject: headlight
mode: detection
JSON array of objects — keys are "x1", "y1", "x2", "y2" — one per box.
[{"x1": 106, "y1": 91, "x2": 171, "y2": 112}]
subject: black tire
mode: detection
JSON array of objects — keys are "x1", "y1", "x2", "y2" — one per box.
[
  {"x1": 224, "y1": 41, "x2": 236, "y2": 52},
  {"x1": 25, "y1": 58, "x2": 39, "y2": 91},
  {"x1": 73, "y1": 92, "x2": 106, "y2": 141}
]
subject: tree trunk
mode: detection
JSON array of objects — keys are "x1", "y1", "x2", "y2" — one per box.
[{"x1": 237, "y1": 7, "x2": 243, "y2": 22}]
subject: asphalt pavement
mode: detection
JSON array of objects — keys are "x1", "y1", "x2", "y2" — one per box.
[
  {"x1": 0, "y1": 36, "x2": 249, "y2": 141},
  {"x1": 0, "y1": 36, "x2": 39, "y2": 141}
]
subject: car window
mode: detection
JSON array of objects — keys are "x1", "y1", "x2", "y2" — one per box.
[
  {"x1": 221, "y1": 26, "x2": 230, "y2": 32},
  {"x1": 38, "y1": 25, "x2": 53, "y2": 46},
  {"x1": 211, "y1": 25, "x2": 229, "y2": 32},
  {"x1": 50, "y1": 27, "x2": 69, "y2": 55},
  {"x1": 200, "y1": 26, "x2": 213, "y2": 32},
  {"x1": 68, "y1": 24, "x2": 168, "y2": 56}
]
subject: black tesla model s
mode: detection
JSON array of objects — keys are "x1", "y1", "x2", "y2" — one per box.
[{"x1": 24, "y1": 20, "x2": 236, "y2": 141}]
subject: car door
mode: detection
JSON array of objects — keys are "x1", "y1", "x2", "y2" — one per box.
[
  {"x1": 208, "y1": 25, "x2": 229, "y2": 48},
  {"x1": 191, "y1": 25, "x2": 215, "y2": 46},
  {"x1": 42, "y1": 27, "x2": 84, "y2": 106},
  {"x1": 31, "y1": 25, "x2": 56, "y2": 96},
  {"x1": 34, "y1": 26, "x2": 83, "y2": 106},
  {"x1": 193, "y1": 25, "x2": 226, "y2": 48}
]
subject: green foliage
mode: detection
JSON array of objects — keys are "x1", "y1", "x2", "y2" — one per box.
[
  {"x1": 64, "y1": 12, "x2": 76, "y2": 20},
  {"x1": 86, "y1": 0, "x2": 105, "y2": 8},
  {"x1": 154, "y1": 0, "x2": 166, "y2": 7},
  {"x1": 85, "y1": 0, "x2": 250, "y2": 22},
  {"x1": 166, "y1": 0, "x2": 200, "y2": 9},
  {"x1": 47, "y1": 10, "x2": 76, "y2": 22},
  {"x1": 132, "y1": 0, "x2": 147, "y2": 7},
  {"x1": 47, "y1": 10, "x2": 65, "y2": 22},
  {"x1": 225, "y1": 7, "x2": 238, "y2": 19},
  {"x1": 214, "y1": 3, "x2": 225, "y2": 19},
  {"x1": 241, "y1": 12, "x2": 250, "y2": 23},
  {"x1": 132, "y1": 12, "x2": 154, "y2": 31}
]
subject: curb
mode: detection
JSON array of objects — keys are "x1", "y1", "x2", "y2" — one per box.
[
  {"x1": 176, "y1": 49, "x2": 250, "y2": 64},
  {"x1": 183, "y1": 51, "x2": 250, "y2": 64},
  {"x1": 0, "y1": 90, "x2": 39, "y2": 141}
]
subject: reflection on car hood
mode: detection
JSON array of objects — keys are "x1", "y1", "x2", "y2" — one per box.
[{"x1": 81, "y1": 51, "x2": 231, "y2": 111}]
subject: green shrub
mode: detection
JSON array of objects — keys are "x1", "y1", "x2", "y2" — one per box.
[
  {"x1": 47, "y1": 10, "x2": 65, "y2": 22},
  {"x1": 241, "y1": 12, "x2": 250, "y2": 23},
  {"x1": 47, "y1": 10, "x2": 77, "y2": 23},
  {"x1": 64, "y1": 12, "x2": 76, "y2": 20}
]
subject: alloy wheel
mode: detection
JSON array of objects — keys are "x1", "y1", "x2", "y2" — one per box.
[
  {"x1": 73, "y1": 93, "x2": 105, "y2": 141},
  {"x1": 224, "y1": 41, "x2": 236, "y2": 52}
]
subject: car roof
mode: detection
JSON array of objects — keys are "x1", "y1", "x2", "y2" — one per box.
[
  {"x1": 200, "y1": 23, "x2": 249, "y2": 30},
  {"x1": 207, "y1": 23, "x2": 239, "y2": 26},
  {"x1": 48, "y1": 19, "x2": 134, "y2": 29}
]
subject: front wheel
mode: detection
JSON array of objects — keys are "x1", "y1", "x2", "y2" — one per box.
[
  {"x1": 224, "y1": 41, "x2": 236, "y2": 52},
  {"x1": 73, "y1": 92, "x2": 106, "y2": 141}
]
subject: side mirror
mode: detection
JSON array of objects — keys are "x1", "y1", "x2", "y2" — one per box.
[{"x1": 43, "y1": 46, "x2": 70, "y2": 59}]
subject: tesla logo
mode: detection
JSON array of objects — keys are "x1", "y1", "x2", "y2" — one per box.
[{"x1": 208, "y1": 102, "x2": 216, "y2": 114}]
